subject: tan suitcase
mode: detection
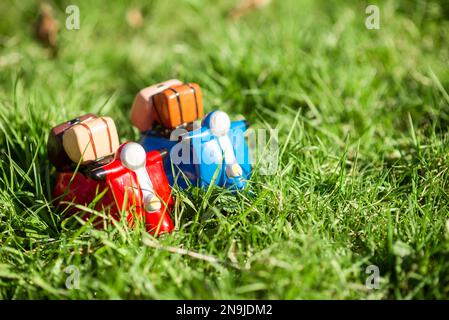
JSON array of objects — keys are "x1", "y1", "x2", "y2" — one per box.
[
  {"x1": 47, "y1": 113, "x2": 98, "y2": 170},
  {"x1": 62, "y1": 117, "x2": 120, "y2": 165},
  {"x1": 130, "y1": 79, "x2": 183, "y2": 132},
  {"x1": 153, "y1": 83, "x2": 204, "y2": 129}
]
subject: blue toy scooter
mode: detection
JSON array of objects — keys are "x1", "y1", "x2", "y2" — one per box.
[
  {"x1": 187, "y1": 111, "x2": 251, "y2": 189},
  {"x1": 139, "y1": 111, "x2": 251, "y2": 190}
]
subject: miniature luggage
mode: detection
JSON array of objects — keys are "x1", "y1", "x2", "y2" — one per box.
[
  {"x1": 62, "y1": 116, "x2": 120, "y2": 165},
  {"x1": 130, "y1": 79, "x2": 183, "y2": 132},
  {"x1": 153, "y1": 83, "x2": 204, "y2": 129},
  {"x1": 47, "y1": 113, "x2": 98, "y2": 170}
]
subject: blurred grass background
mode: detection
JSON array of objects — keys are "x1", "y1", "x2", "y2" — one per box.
[{"x1": 0, "y1": 0, "x2": 449, "y2": 299}]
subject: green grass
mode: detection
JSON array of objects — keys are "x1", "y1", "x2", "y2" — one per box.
[{"x1": 1, "y1": 0, "x2": 449, "y2": 299}]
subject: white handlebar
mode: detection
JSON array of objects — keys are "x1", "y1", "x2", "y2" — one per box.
[
  {"x1": 121, "y1": 142, "x2": 161, "y2": 212},
  {"x1": 209, "y1": 111, "x2": 243, "y2": 178}
]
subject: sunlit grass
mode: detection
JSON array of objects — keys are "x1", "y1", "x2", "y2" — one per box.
[{"x1": 0, "y1": 0, "x2": 449, "y2": 299}]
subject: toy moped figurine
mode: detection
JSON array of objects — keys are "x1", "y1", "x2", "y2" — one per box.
[
  {"x1": 48, "y1": 115, "x2": 174, "y2": 235},
  {"x1": 131, "y1": 80, "x2": 251, "y2": 190}
]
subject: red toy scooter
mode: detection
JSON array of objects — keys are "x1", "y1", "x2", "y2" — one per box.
[{"x1": 53, "y1": 142, "x2": 175, "y2": 236}]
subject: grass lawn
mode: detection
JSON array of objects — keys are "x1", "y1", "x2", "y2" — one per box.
[{"x1": 1, "y1": 0, "x2": 449, "y2": 299}]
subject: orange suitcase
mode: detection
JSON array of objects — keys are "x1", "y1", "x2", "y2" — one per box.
[
  {"x1": 130, "y1": 79, "x2": 183, "y2": 132},
  {"x1": 153, "y1": 83, "x2": 204, "y2": 129}
]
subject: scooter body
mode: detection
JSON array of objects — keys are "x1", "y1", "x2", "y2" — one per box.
[
  {"x1": 139, "y1": 111, "x2": 251, "y2": 190},
  {"x1": 53, "y1": 143, "x2": 174, "y2": 235}
]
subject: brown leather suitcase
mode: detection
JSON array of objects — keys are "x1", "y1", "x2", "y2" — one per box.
[
  {"x1": 47, "y1": 114, "x2": 97, "y2": 171},
  {"x1": 130, "y1": 79, "x2": 183, "y2": 132},
  {"x1": 153, "y1": 83, "x2": 204, "y2": 129},
  {"x1": 62, "y1": 116, "x2": 120, "y2": 165}
]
